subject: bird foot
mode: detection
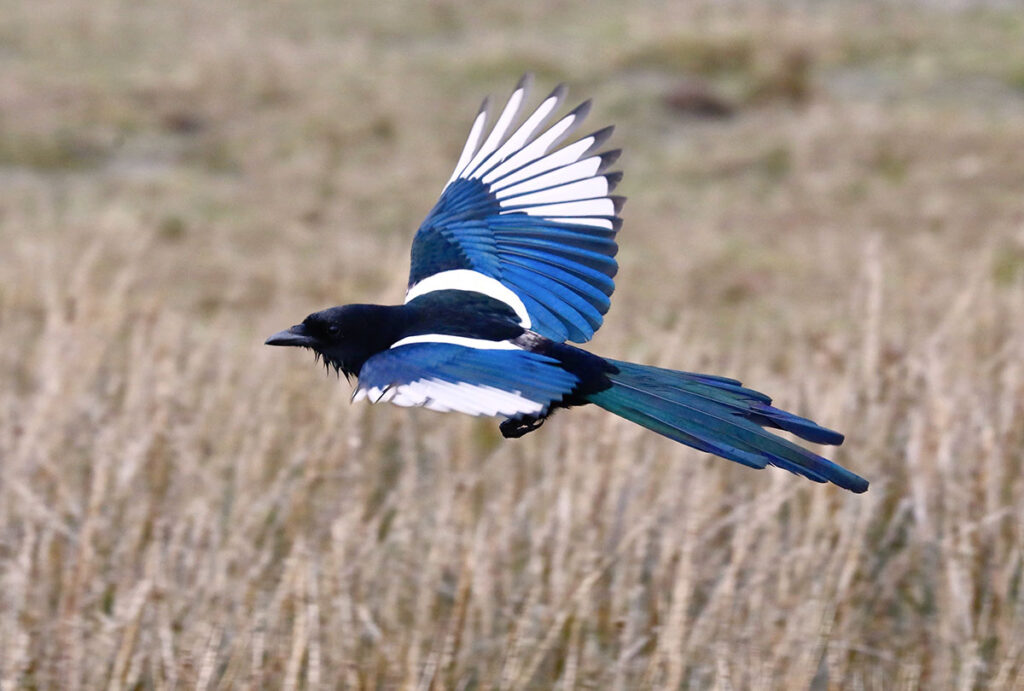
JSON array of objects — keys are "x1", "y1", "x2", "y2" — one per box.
[{"x1": 500, "y1": 415, "x2": 546, "y2": 439}]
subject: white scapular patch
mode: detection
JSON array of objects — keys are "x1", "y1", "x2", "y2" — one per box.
[
  {"x1": 389, "y1": 334, "x2": 522, "y2": 351},
  {"x1": 405, "y1": 269, "x2": 532, "y2": 328},
  {"x1": 356, "y1": 379, "x2": 546, "y2": 417}
]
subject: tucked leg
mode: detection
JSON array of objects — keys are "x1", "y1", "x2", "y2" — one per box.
[{"x1": 499, "y1": 414, "x2": 547, "y2": 439}]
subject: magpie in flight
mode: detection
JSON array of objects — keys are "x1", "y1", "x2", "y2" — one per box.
[{"x1": 267, "y1": 76, "x2": 868, "y2": 493}]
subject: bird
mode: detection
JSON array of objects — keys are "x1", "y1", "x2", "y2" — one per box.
[{"x1": 266, "y1": 75, "x2": 868, "y2": 494}]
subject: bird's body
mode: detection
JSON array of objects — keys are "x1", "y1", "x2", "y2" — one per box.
[{"x1": 267, "y1": 75, "x2": 869, "y2": 494}]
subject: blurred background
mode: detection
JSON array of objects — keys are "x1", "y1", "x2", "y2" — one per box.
[{"x1": 2, "y1": 1, "x2": 1024, "y2": 688}]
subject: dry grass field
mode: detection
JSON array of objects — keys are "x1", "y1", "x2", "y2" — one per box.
[{"x1": 3, "y1": 1, "x2": 1024, "y2": 688}]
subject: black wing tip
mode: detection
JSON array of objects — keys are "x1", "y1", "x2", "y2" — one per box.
[
  {"x1": 514, "y1": 72, "x2": 534, "y2": 91},
  {"x1": 569, "y1": 98, "x2": 593, "y2": 122},
  {"x1": 605, "y1": 171, "x2": 624, "y2": 193},
  {"x1": 541, "y1": 83, "x2": 569, "y2": 117},
  {"x1": 609, "y1": 195, "x2": 627, "y2": 214},
  {"x1": 585, "y1": 126, "x2": 616, "y2": 155},
  {"x1": 598, "y1": 149, "x2": 622, "y2": 171}
]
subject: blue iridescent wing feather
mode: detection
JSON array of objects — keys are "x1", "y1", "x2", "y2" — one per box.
[
  {"x1": 407, "y1": 76, "x2": 623, "y2": 344},
  {"x1": 355, "y1": 343, "x2": 579, "y2": 417}
]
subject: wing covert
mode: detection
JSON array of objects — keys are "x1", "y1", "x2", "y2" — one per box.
[
  {"x1": 353, "y1": 341, "x2": 579, "y2": 418},
  {"x1": 407, "y1": 76, "x2": 624, "y2": 344}
]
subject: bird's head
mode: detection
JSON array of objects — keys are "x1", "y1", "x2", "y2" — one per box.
[{"x1": 265, "y1": 304, "x2": 393, "y2": 378}]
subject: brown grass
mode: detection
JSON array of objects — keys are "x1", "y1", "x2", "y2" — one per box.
[{"x1": 3, "y1": 1, "x2": 1024, "y2": 688}]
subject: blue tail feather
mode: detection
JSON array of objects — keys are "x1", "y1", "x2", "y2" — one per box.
[{"x1": 586, "y1": 360, "x2": 867, "y2": 493}]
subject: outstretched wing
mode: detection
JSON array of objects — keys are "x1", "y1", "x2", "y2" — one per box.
[
  {"x1": 353, "y1": 341, "x2": 578, "y2": 418},
  {"x1": 407, "y1": 75, "x2": 624, "y2": 344}
]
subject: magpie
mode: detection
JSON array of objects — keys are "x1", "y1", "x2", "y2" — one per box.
[{"x1": 266, "y1": 75, "x2": 868, "y2": 493}]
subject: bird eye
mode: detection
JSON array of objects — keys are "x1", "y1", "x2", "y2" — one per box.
[{"x1": 327, "y1": 325, "x2": 340, "y2": 336}]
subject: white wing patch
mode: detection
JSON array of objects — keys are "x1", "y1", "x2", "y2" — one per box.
[
  {"x1": 497, "y1": 176, "x2": 609, "y2": 208},
  {"x1": 353, "y1": 379, "x2": 546, "y2": 417},
  {"x1": 484, "y1": 108, "x2": 587, "y2": 183},
  {"x1": 482, "y1": 134, "x2": 596, "y2": 186},
  {"x1": 493, "y1": 156, "x2": 605, "y2": 197},
  {"x1": 443, "y1": 79, "x2": 617, "y2": 233},
  {"x1": 460, "y1": 84, "x2": 529, "y2": 180},
  {"x1": 511, "y1": 199, "x2": 616, "y2": 219},
  {"x1": 480, "y1": 88, "x2": 565, "y2": 174},
  {"x1": 446, "y1": 104, "x2": 489, "y2": 187},
  {"x1": 447, "y1": 75, "x2": 532, "y2": 186}
]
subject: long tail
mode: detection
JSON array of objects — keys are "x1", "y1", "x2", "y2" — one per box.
[{"x1": 586, "y1": 360, "x2": 868, "y2": 493}]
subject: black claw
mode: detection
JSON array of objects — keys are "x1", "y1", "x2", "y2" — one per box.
[{"x1": 500, "y1": 415, "x2": 547, "y2": 439}]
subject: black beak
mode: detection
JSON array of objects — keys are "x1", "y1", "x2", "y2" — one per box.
[{"x1": 265, "y1": 324, "x2": 315, "y2": 347}]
